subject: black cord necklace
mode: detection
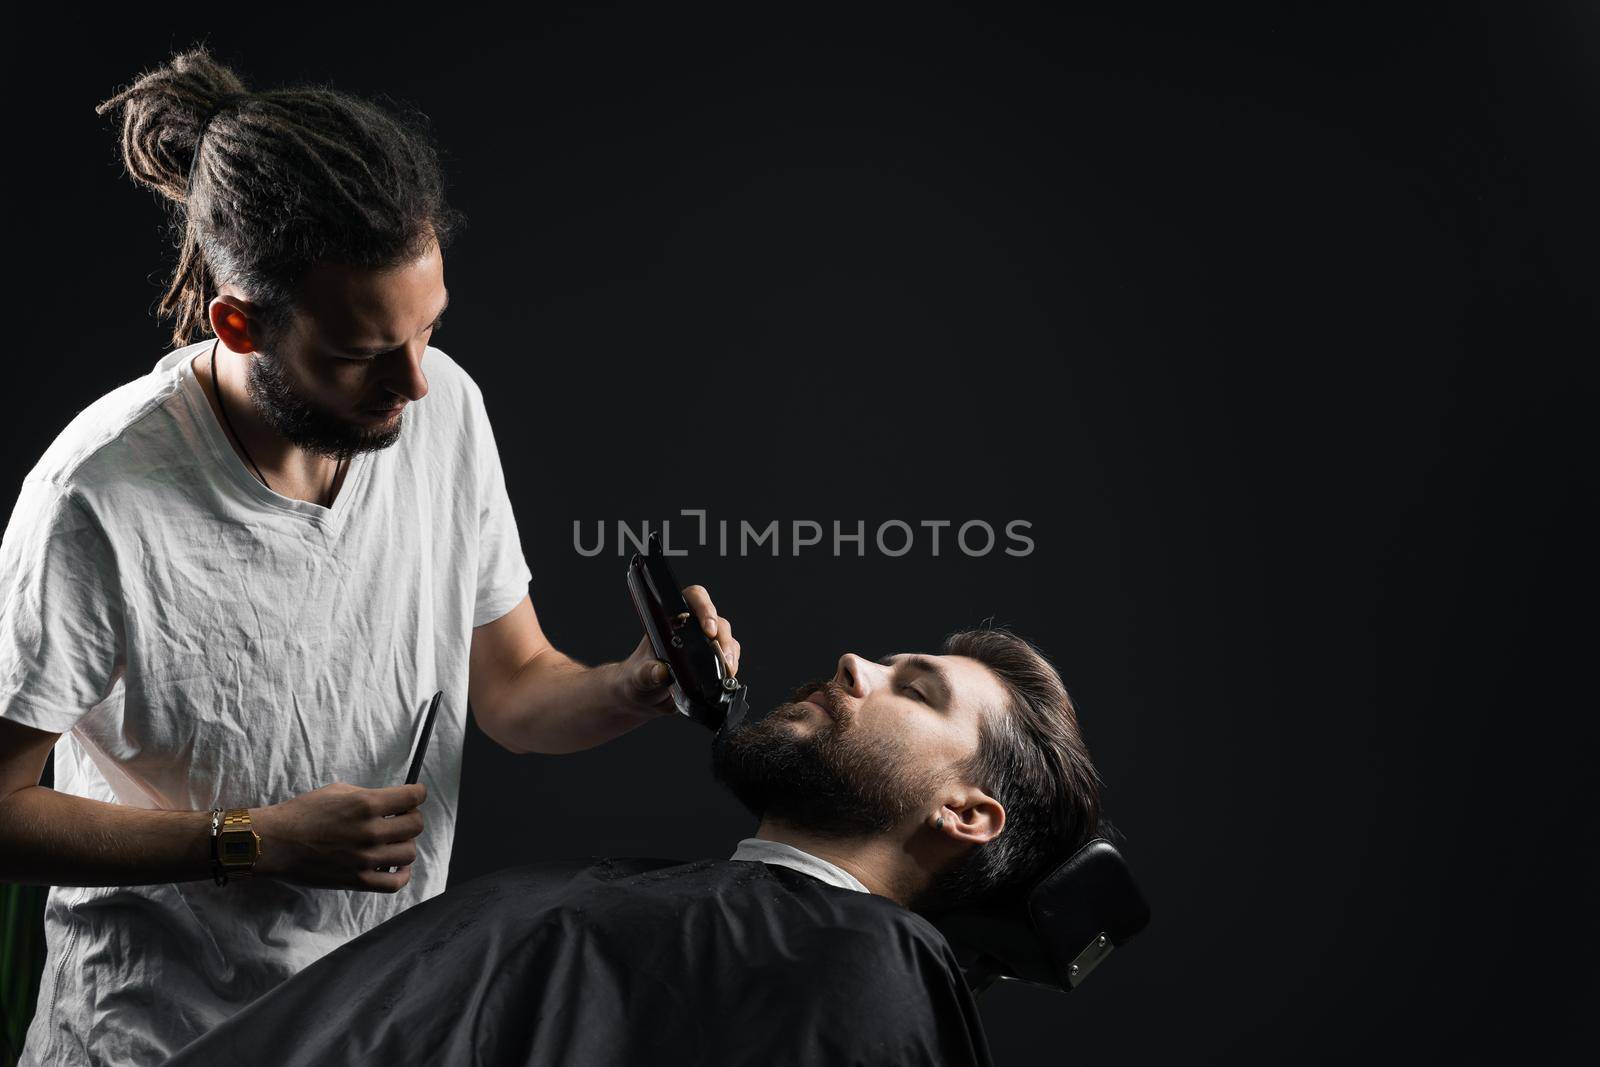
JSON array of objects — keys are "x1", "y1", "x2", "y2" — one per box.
[{"x1": 208, "y1": 336, "x2": 346, "y2": 508}]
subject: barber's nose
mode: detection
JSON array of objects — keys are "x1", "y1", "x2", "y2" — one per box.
[
  {"x1": 834, "y1": 653, "x2": 877, "y2": 698},
  {"x1": 383, "y1": 343, "x2": 430, "y2": 403}
]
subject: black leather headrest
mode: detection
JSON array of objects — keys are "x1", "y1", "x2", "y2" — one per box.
[{"x1": 933, "y1": 837, "x2": 1151, "y2": 995}]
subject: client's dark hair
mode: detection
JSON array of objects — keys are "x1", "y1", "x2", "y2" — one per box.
[
  {"x1": 919, "y1": 625, "x2": 1103, "y2": 914},
  {"x1": 95, "y1": 44, "x2": 466, "y2": 350}
]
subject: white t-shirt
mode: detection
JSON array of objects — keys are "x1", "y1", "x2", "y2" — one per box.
[{"x1": 1, "y1": 338, "x2": 532, "y2": 1066}]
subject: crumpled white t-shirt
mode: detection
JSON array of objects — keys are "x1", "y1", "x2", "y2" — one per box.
[{"x1": 0, "y1": 338, "x2": 532, "y2": 1066}]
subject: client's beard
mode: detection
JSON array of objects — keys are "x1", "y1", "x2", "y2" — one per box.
[{"x1": 711, "y1": 677, "x2": 941, "y2": 837}]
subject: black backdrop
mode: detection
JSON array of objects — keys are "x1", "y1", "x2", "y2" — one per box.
[{"x1": 7, "y1": 5, "x2": 1590, "y2": 1063}]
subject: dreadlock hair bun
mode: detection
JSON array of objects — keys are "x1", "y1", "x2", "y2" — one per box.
[
  {"x1": 94, "y1": 47, "x2": 251, "y2": 206},
  {"x1": 95, "y1": 44, "x2": 465, "y2": 349}
]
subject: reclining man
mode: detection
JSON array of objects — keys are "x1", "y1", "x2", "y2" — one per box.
[{"x1": 166, "y1": 625, "x2": 1104, "y2": 1066}]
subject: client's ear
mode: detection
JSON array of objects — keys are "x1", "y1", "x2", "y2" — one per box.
[{"x1": 935, "y1": 791, "x2": 1005, "y2": 847}]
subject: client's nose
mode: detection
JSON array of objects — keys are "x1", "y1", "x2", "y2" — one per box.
[{"x1": 834, "y1": 653, "x2": 874, "y2": 698}]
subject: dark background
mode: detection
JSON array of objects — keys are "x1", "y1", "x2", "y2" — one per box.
[{"x1": 7, "y1": 4, "x2": 1591, "y2": 1062}]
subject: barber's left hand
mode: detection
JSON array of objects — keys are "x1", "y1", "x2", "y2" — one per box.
[{"x1": 617, "y1": 585, "x2": 739, "y2": 715}]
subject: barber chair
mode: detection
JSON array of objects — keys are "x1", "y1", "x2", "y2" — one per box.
[{"x1": 934, "y1": 837, "x2": 1150, "y2": 995}]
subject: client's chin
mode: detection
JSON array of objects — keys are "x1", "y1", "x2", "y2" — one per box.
[
  {"x1": 770, "y1": 698, "x2": 827, "y2": 730},
  {"x1": 710, "y1": 694, "x2": 911, "y2": 838}
]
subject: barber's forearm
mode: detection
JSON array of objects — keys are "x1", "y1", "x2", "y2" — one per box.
[
  {"x1": 0, "y1": 786, "x2": 219, "y2": 887},
  {"x1": 487, "y1": 649, "x2": 657, "y2": 755}
]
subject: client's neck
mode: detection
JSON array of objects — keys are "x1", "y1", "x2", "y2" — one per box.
[{"x1": 753, "y1": 819, "x2": 919, "y2": 905}]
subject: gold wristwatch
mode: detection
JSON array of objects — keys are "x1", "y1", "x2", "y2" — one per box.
[{"x1": 214, "y1": 807, "x2": 263, "y2": 882}]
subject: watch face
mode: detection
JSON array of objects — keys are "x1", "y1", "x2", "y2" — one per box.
[{"x1": 222, "y1": 836, "x2": 256, "y2": 861}]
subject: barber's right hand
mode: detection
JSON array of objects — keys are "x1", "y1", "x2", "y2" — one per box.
[{"x1": 249, "y1": 781, "x2": 427, "y2": 893}]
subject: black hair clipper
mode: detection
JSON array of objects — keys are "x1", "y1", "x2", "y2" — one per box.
[{"x1": 626, "y1": 532, "x2": 750, "y2": 733}]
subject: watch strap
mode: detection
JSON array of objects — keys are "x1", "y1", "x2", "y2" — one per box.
[{"x1": 209, "y1": 808, "x2": 226, "y2": 886}]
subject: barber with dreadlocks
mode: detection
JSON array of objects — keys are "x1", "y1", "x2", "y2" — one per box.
[{"x1": 0, "y1": 47, "x2": 741, "y2": 1067}]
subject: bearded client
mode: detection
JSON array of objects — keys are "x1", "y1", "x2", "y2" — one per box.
[{"x1": 162, "y1": 626, "x2": 1102, "y2": 1066}]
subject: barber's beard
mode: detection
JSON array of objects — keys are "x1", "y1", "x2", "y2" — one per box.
[
  {"x1": 245, "y1": 348, "x2": 402, "y2": 461},
  {"x1": 711, "y1": 678, "x2": 940, "y2": 837}
]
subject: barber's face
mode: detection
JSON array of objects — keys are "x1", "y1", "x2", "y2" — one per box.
[
  {"x1": 711, "y1": 650, "x2": 1004, "y2": 837},
  {"x1": 237, "y1": 239, "x2": 445, "y2": 460}
]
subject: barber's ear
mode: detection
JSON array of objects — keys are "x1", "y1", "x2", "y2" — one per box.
[
  {"x1": 209, "y1": 297, "x2": 261, "y2": 354},
  {"x1": 935, "y1": 793, "x2": 1004, "y2": 847}
]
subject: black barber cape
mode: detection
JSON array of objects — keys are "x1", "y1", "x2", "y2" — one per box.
[{"x1": 164, "y1": 857, "x2": 994, "y2": 1066}]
